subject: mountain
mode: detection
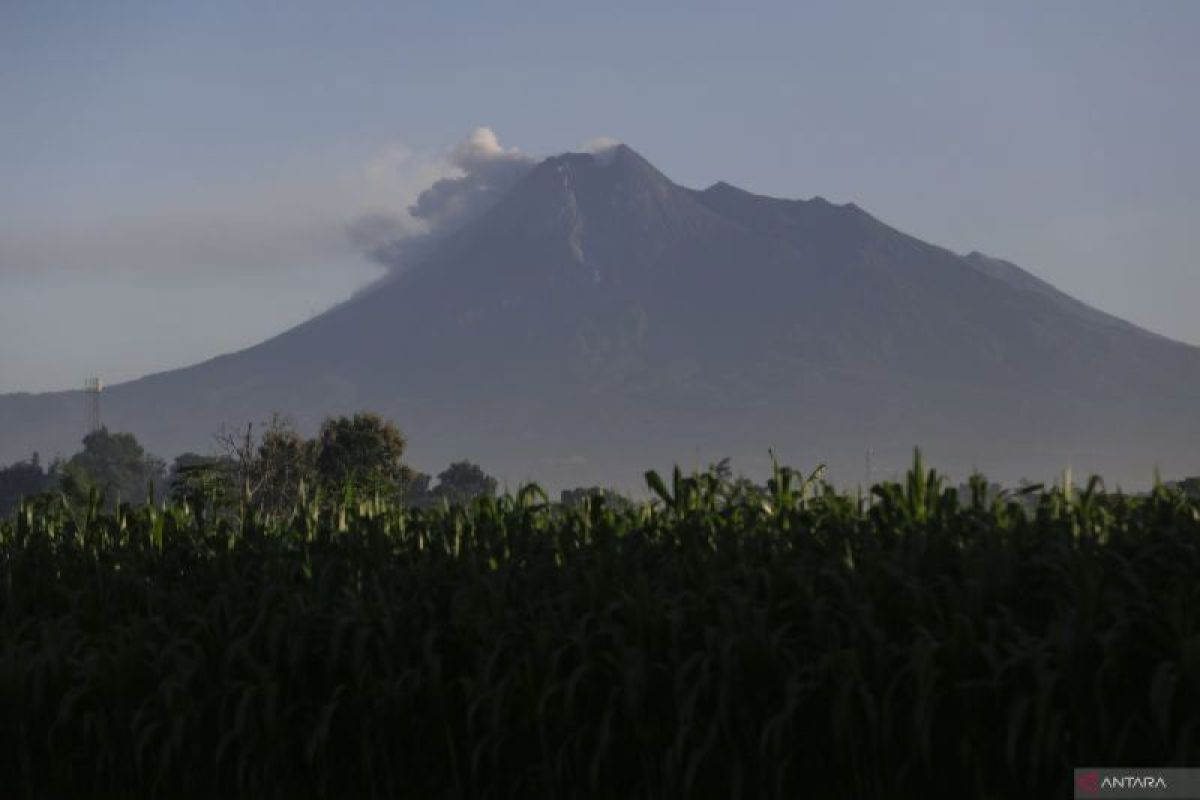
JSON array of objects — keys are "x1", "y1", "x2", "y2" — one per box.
[{"x1": 2, "y1": 144, "x2": 1198, "y2": 488}]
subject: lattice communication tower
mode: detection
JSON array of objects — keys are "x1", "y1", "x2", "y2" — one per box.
[{"x1": 84, "y1": 377, "x2": 103, "y2": 433}]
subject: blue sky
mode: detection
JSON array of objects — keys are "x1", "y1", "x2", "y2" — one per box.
[{"x1": 2, "y1": 1, "x2": 1198, "y2": 392}]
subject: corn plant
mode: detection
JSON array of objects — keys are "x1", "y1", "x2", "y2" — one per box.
[{"x1": 0, "y1": 455, "x2": 1197, "y2": 798}]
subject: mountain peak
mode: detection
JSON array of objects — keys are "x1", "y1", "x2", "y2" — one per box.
[
  {"x1": 532, "y1": 142, "x2": 671, "y2": 188},
  {"x1": 6, "y1": 138, "x2": 1195, "y2": 491},
  {"x1": 486, "y1": 143, "x2": 702, "y2": 249},
  {"x1": 702, "y1": 180, "x2": 748, "y2": 197}
]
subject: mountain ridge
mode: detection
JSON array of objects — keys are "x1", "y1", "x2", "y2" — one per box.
[{"x1": 1, "y1": 145, "x2": 1197, "y2": 488}]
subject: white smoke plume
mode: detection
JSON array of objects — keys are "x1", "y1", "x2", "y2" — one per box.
[{"x1": 349, "y1": 127, "x2": 535, "y2": 271}]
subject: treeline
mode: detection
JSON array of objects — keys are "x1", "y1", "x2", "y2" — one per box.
[
  {"x1": 3, "y1": 412, "x2": 1197, "y2": 520},
  {"x1": 0, "y1": 412, "x2": 502, "y2": 518}
]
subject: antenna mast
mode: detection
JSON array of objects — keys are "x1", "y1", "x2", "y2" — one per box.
[{"x1": 84, "y1": 377, "x2": 103, "y2": 433}]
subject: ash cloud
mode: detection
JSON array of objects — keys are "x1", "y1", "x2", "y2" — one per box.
[
  {"x1": 351, "y1": 128, "x2": 534, "y2": 271},
  {"x1": 582, "y1": 136, "x2": 621, "y2": 164},
  {"x1": 413, "y1": 128, "x2": 534, "y2": 231}
]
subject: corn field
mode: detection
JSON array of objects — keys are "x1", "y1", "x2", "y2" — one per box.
[{"x1": 1, "y1": 456, "x2": 1199, "y2": 798}]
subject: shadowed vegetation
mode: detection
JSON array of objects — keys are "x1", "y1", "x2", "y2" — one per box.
[{"x1": 1, "y1": 453, "x2": 1198, "y2": 798}]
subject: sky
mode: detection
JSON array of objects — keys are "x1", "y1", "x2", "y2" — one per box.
[{"x1": 2, "y1": 1, "x2": 1198, "y2": 393}]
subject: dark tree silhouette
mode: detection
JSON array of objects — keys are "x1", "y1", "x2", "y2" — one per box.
[
  {"x1": 0, "y1": 453, "x2": 56, "y2": 517},
  {"x1": 433, "y1": 461, "x2": 498, "y2": 504},
  {"x1": 60, "y1": 429, "x2": 165, "y2": 506}
]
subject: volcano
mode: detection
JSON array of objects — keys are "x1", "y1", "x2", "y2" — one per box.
[{"x1": 3, "y1": 144, "x2": 1198, "y2": 488}]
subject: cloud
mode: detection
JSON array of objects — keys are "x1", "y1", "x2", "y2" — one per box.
[
  {"x1": 0, "y1": 129, "x2": 534, "y2": 283},
  {"x1": 412, "y1": 128, "x2": 533, "y2": 231},
  {"x1": 344, "y1": 211, "x2": 416, "y2": 255},
  {"x1": 349, "y1": 131, "x2": 632, "y2": 270},
  {"x1": 582, "y1": 136, "x2": 622, "y2": 165},
  {"x1": 349, "y1": 127, "x2": 535, "y2": 271},
  {"x1": 0, "y1": 191, "x2": 358, "y2": 279},
  {"x1": 0, "y1": 142, "x2": 436, "y2": 280},
  {"x1": 582, "y1": 136, "x2": 621, "y2": 153}
]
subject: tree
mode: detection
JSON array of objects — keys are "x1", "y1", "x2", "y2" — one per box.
[
  {"x1": 432, "y1": 461, "x2": 498, "y2": 504},
  {"x1": 710, "y1": 457, "x2": 734, "y2": 484},
  {"x1": 249, "y1": 417, "x2": 316, "y2": 514},
  {"x1": 216, "y1": 412, "x2": 421, "y2": 512},
  {"x1": 314, "y1": 412, "x2": 414, "y2": 498},
  {"x1": 167, "y1": 452, "x2": 238, "y2": 508},
  {"x1": 1169, "y1": 477, "x2": 1200, "y2": 500},
  {"x1": 559, "y1": 485, "x2": 631, "y2": 510},
  {"x1": 61, "y1": 429, "x2": 165, "y2": 506},
  {"x1": 0, "y1": 453, "x2": 57, "y2": 517},
  {"x1": 403, "y1": 471, "x2": 433, "y2": 507}
]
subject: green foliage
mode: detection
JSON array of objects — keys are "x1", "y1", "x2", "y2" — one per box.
[
  {"x1": 247, "y1": 416, "x2": 317, "y2": 515},
  {"x1": 167, "y1": 452, "x2": 240, "y2": 521},
  {"x1": 59, "y1": 428, "x2": 165, "y2": 507},
  {"x1": 314, "y1": 412, "x2": 414, "y2": 499},
  {"x1": 221, "y1": 413, "x2": 423, "y2": 514},
  {"x1": 1, "y1": 456, "x2": 1198, "y2": 798}
]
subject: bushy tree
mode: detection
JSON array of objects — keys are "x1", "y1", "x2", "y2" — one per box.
[
  {"x1": 0, "y1": 453, "x2": 57, "y2": 517},
  {"x1": 167, "y1": 452, "x2": 238, "y2": 509},
  {"x1": 315, "y1": 412, "x2": 414, "y2": 498},
  {"x1": 218, "y1": 412, "x2": 422, "y2": 512},
  {"x1": 248, "y1": 418, "x2": 316, "y2": 514},
  {"x1": 403, "y1": 471, "x2": 433, "y2": 506},
  {"x1": 60, "y1": 429, "x2": 165, "y2": 506},
  {"x1": 432, "y1": 461, "x2": 498, "y2": 504}
]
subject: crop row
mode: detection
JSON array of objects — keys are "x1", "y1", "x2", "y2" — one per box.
[{"x1": 1, "y1": 458, "x2": 1198, "y2": 798}]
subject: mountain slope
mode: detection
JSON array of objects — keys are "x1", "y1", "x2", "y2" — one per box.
[{"x1": 2, "y1": 145, "x2": 1197, "y2": 488}]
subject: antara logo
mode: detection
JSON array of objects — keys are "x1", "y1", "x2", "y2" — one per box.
[
  {"x1": 1076, "y1": 771, "x2": 1100, "y2": 794},
  {"x1": 1100, "y1": 775, "x2": 1168, "y2": 790}
]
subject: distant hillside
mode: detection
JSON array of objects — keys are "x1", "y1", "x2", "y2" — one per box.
[{"x1": 2, "y1": 144, "x2": 1198, "y2": 488}]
